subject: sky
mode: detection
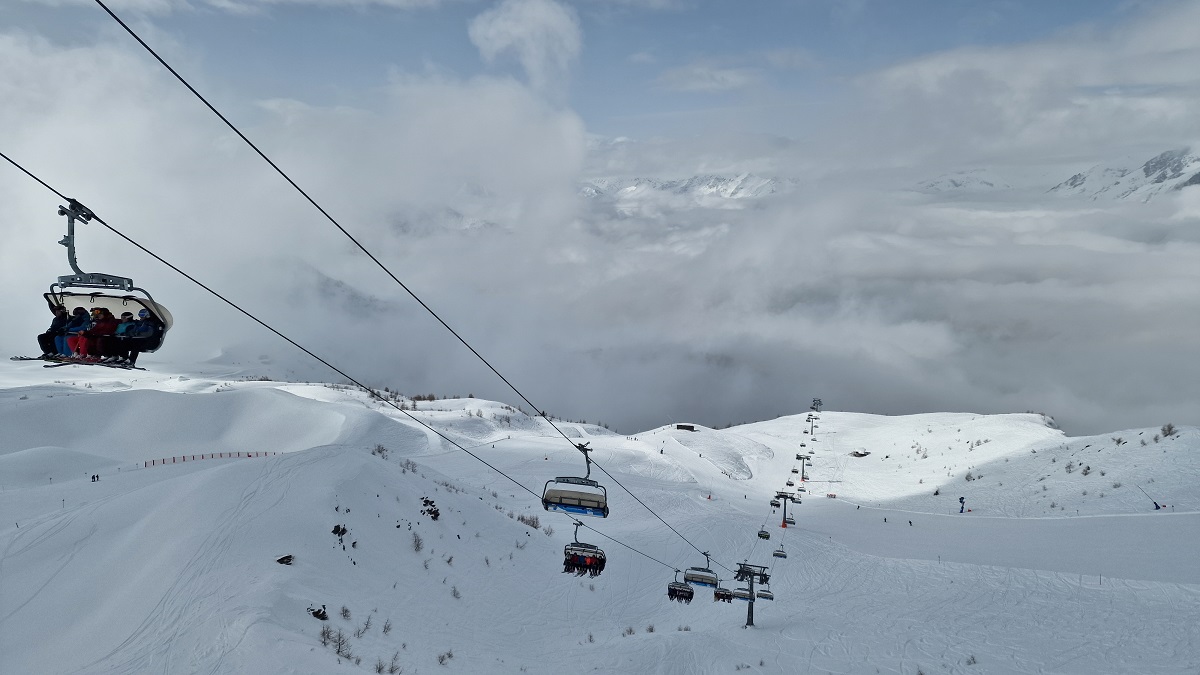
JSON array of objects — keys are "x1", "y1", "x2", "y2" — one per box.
[{"x1": 3, "y1": 0, "x2": 1200, "y2": 435}]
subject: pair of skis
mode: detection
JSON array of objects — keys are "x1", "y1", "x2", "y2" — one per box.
[{"x1": 9, "y1": 355, "x2": 146, "y2": 371}]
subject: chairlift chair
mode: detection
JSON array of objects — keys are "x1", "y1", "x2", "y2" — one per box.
[
  {"x1": 769, "y1": 498, "x2": 780, "y2": 508},
  {"x1": 733, "y1": 587, "x2": 753, "y2": 602},
  {"x1": 784, "y1": 516, "x2": 795, "y2": 525},
  {"x1": 756, "y1": 587, "x2": 775, "y2": 601},
  {"x1": 791, "y1": 467, "x2": 799, "y2": 474},
  {"x1": 667, "y1": 571, "x2": 694, "y2": 604},
  {"x1": 45, "y1": 200, "x2": 173, "y2": 352},
  {"x1": 785, "y1": 480, "x2": 794, "y2": 487},
  {"x1": 757, "y1": 529, "x2": 771, "y2": 540},
  {"x1": 772, "y1": 547, "x2": 787, "y2": 559},
  {"x1": 562, "y1": 521, "x2": 606, "y2": 577},
  {"x1": 683, "y1": 552, "x2": 719, "y2": 587},
  {"x1": 542, "y1": 443, "x2": 609, "y2": 518},
  {"x1": 713, "y1": 586, "x2": 734, "y2": 603}
]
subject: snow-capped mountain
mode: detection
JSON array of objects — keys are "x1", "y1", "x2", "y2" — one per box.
[
  {"x1": 581, "y1": 173, "x2": 790, "y2": 204},
  {"x1": 915, "y1": 169, "x2": 1013, "y2": 193},
  {"x1": 1049, "y1": 148, "x2": 1200, "y2": 201}
]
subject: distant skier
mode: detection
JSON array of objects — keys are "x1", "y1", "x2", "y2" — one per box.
[{"x1": 959, "y1": 496, "x2": 966, "y2": 514}]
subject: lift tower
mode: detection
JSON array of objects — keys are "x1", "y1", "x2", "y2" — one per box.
[{"x1": 735, "y1": 563, "x2": 771, "y2": 627}]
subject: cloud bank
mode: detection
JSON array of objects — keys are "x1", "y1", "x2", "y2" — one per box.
[{"x1": 3, "y1": 1, "x2": 1200, "y2": 439}]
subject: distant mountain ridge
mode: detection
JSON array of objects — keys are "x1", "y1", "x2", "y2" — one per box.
[
  {"x1": 915, "y1": 148, "x2": 1200, "y2": 202},
  {"x1": 915, "y1": 169, "x2": 1013, "y2": 193},
  {"x1": 580, "y1": 173, "x2": 792, "y2": 203},
  {"x1": 1049, "y1": 148, "x2": 1200, "y2": 201}
]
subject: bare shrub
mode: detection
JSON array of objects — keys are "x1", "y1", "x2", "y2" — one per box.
[
  {"x1": 412, "y1": 533, "x2": 424, "y2": 553},
  {"x1": 341, "y1": 606, "x2": 352, "y2": 620}
]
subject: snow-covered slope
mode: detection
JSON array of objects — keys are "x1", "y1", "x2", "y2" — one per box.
[{"x1": 1, "y1": 363, "x2": 1197, "y2": 674}]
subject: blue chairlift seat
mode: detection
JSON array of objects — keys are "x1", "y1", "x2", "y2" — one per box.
[
  {"x1": 756, "y1": 589, "x2": 774, "y2": 601},
  {"x1": 684, "y1": 567, "x2": 718, "y2": 587},
  {"x1": 733, "y1": 588, "x2": 753, "y2": 601},
  {"x1": 543, "y1": 476, "x2": 609, "y2": 517}
]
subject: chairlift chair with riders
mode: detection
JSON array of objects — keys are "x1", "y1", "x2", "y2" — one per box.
[
  {"x1": 713, "y1": 585, "x2": 734, "y2": 603},
  {"x1": 44, "y1": 200, "x2": 173, "y2": 352},
  {"x1": 757, "y1": 529, "x2": 771, "y2": 540},
  {"x1": 683, "y1": 552, "x2": 719, "y2": 587},
  {"x1": 543, "y1": 443, "x2": 609, "y2": 518},
  {"x1": 791, "y1": 467, "x2": 799, "y2": 474},
  {"x1": 785, "y1": 479, "x2": 794, "y2": 487},
  {"x1": 667, "y1": 570, "x2": 694, "y2": 604},
  {"x1": 562, "y1": 521, "x2": 606, "y2": 577},
  {"x1": 769, "y1": 498, "x2": 780, "y2": 508}
]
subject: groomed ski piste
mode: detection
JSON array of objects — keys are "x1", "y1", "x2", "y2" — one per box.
[{"x1": 1, "y1": 363, "x2": 1197, "y2": 674}]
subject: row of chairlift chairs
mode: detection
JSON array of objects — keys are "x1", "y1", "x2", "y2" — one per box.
[
  {"x1": 666, "y1": 554, "x2": 775, "y2": 604},
  {"x1": 542, "y1": 440, "x2": 790, "y2": 604},
  {"x1": 542, "y1": 443, "x2": 610, "y2": 578}
]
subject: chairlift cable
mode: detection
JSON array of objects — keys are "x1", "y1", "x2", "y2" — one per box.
[
  {"x1": 0, "y1": 151, "x2": 69, "y2": 201},
  {"x1": 0, "y1": 150, "x2": 688, "y2": 584},
  {"x1": 91, "y1": 0, "x2": 724, "y2": 571},
  {"x1": 90, "y1": 0, "x2": 558, "y2": 443},
  {"x1": 576, "y1": 522, "x2": 674, "y2": 570},
  {"x1": 1, "y1": 152, "x2": 539, "y2": 498}
]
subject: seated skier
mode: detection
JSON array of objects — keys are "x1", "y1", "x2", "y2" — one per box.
[{"x1": 37, "y1": 305, "x2": 69, "y2": 358}]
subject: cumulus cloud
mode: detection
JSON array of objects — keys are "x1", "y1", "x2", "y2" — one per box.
[
  {"x1": 5, "y1": 1, "x2": 1200, "y2": 439},
  {"x1": 469, "y1": 0, "x2": 582, "y2": 96},
  {"x1": 848, "y1": 0, "x2": 1200, "y2": 166}
]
